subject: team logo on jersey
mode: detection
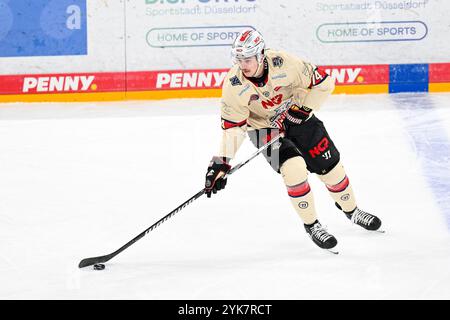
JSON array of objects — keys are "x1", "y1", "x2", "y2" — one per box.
[
  {"x1": 272, "y1": 56, "x2": 284, "y2": 67},
  {"x1": 261, "y1": 94, "x2": 283, "y2": 109},
  {"x1": 248, "y1": 94, "x2": 260, "y2": 105},
  {"x1": 230, "y1": 76, "x2": 242, "y2": 86}
]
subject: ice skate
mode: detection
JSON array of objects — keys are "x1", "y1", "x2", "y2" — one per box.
[
  {"x1": 304, "y1": 220, "x2": 339, "y2": 254},
  {"x1": 336, "y1": 203, "x2": 384, "y2": 232}
]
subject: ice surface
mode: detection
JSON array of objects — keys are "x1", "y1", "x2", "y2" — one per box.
[{"x1": 0, "y1": 93, "x2": 449, "y2": 299}]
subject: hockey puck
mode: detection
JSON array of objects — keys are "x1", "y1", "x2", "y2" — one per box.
[{"x1": 93, "y1": 263, "x2": 105, "y2": 270}]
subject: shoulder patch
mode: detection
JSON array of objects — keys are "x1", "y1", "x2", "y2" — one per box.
[
  {"x1": 247, "y1": 94, "x2": 260, "y2": 106},
  {"x1": 272, "y1": 56, "x2": 284, "y2": 68},
  {"x1": 229, "y1": 76, "x2": 242, "y2": 86}
]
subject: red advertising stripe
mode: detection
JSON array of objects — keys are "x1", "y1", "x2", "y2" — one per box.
[
  {"x1": 429, "y1": 63, "x2": 450, "y2": 82},
  {"x1": 127, "y1": 69, "x2": 230, "y2": 91},
  {"x1": 0, "y1": 72, "x2": 125, "y2": 95},
  {"x1": 126, "y1": 65, "x2": 389, "y2": 91},
  {"x1": 0, "y1": 64, "x2": 391, "y2": 96},
  {"x1": 321, "y1": 64, "x2": 389, "y2": 85}
]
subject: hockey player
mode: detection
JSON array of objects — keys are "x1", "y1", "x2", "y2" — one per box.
[{"x1": 204, "y1": 29, "x2": 382, "y2": 252}]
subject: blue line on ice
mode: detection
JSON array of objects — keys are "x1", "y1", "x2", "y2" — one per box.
[{"x1": 391, "y1": 93, "x2": 450, "y2": 230}]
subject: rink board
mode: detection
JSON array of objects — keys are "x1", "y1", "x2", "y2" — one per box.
[{"x1": 0, "y1": 63, "x2": 449, "y2": 102}]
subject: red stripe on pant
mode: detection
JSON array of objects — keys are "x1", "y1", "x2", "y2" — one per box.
[
  {"x1": 327, "y1": 176, "x2": 349, "y2": 193},
  {"x1": 287, "y1": 181, "x2": 311, "y2": 198}
]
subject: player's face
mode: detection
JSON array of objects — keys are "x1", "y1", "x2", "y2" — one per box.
[{"x1": 236, "y1": 56, "x2": 259, "y2": 77}]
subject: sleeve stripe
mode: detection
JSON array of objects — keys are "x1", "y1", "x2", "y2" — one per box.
[{"x1": 221, "y1": 118, "x2": 247, "y2": 130}]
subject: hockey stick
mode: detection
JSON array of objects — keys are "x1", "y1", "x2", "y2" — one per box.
[{"x1": 78, "y1": 133, "x2": 282, "y2": 268}]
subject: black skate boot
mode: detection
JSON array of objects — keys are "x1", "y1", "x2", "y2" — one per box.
[
  {"x1": 304, "y1": 220, "x2": 338, "y2": 253},
  {"x1": 335, "y1": 203, "x2": 382, "y2": 231}
]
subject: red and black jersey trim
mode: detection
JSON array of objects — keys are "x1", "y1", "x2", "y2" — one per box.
[
  {"x1": 308, "y1": 67, "x2": 329, "y2": 89},
  {"x1": 326, "y1": 176, "x2": 350, "y2": 193},
  {"x1": 221, "y1": 118, "x2": 247, "y2": 130}
]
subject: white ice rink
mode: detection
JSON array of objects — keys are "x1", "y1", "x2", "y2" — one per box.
[{"x1": 0, "y1": 93, "x2": 449, "y2": 299}]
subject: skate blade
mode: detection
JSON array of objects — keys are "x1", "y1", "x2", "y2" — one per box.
[{"x1": 326, "y1": 248, "x2": 339, "y2": 255}]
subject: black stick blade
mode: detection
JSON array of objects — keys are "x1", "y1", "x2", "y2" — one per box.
[{"x1": 78, "y1": 254, "x2": 111, "y2": 268}]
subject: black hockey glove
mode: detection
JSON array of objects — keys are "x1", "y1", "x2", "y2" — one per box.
[
  {"x1": 205, "y1": 156, "x2": 231, "y2": 198},
  {"x1": 285, "y1": 104, "x2": 312, "y2": 126}
]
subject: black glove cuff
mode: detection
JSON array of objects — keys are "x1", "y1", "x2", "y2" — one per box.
[
  {"x1": 285, "y1": 105, "x2": 312, "y2": 125},
  {"x1": 209, "y1": 156, "x2": 231, "y2": 172}
]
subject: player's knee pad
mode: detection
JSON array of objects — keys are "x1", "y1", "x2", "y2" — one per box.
[
  {"x1": 318, "y1": 161, "x2": 349, "y2": 191},
  {"x1": 318, "y1": 161, "x2": 345, "y2": 184},
  {"x1": 280, "y1": 156, "x2": 308, "y2": 186}
]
